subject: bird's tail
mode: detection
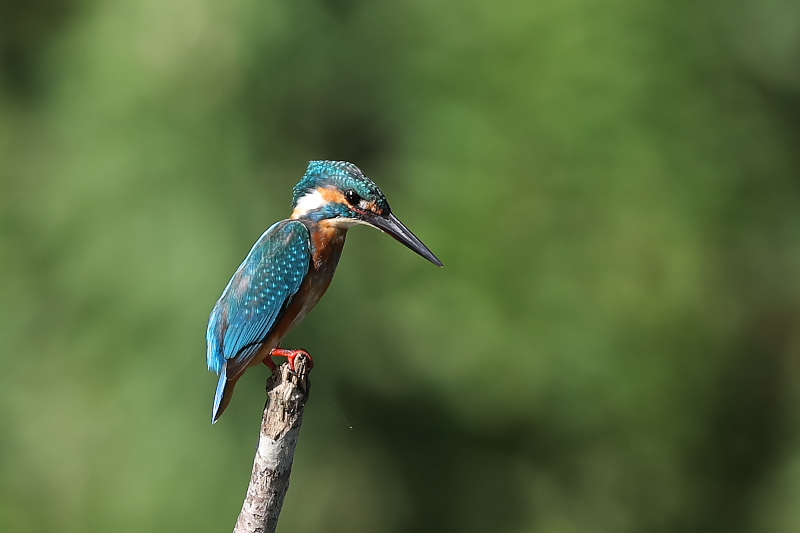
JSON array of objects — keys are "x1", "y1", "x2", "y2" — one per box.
[{"x1": 212, "y1": 364, "x2": 235, "y2": 423}]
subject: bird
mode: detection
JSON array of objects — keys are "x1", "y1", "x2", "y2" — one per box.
[{"x1": 206, "y1": 161, "x2": 442, "y2": 423}]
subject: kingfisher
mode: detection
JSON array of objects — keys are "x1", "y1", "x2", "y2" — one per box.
[{"x1": 206, "y1": 161, "x2": 442, "y2": 422}]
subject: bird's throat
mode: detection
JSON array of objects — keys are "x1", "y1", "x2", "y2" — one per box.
[{"x1": 309, "y1": 220, "x2": 348, "y2": 270}]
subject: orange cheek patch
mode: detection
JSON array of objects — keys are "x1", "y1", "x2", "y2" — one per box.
[{"x1": 319, "y1": 187, "x2": 347, "y2": 204}]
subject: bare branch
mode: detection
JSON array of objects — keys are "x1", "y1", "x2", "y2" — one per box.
[{"x1": 233, "y1": 355, "x2": 312, "y2": 533}]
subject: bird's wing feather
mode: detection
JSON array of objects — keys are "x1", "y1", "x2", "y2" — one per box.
[{"x1": 206, "y1": 219, "x2": 311, "y2": 379}]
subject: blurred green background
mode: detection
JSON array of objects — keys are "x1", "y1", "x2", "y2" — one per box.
[{"x1": 2, "y1": 0, "x2": 800, "y2": 532}]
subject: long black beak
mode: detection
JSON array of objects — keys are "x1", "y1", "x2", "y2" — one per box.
[{"x1": 367, "y1": 212, "x2": 443, "y2": 267}]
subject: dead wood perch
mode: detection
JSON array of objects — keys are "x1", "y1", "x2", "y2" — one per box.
[{"x1": 233, "y1": 354, "x2": 312, "y2": 533}]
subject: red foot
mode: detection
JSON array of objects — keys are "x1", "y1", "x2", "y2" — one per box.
[{"x1": 265, "y1": 348, "x2": 314, "y2": 372}]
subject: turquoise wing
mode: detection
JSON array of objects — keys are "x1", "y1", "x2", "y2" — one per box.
[{"x1": 206, "y1": 220, "x2": 311, "y2": 380}]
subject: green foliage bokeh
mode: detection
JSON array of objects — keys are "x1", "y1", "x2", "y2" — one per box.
[{"x1": 2, "y1": 1, "x2": 800, "y2": 532}]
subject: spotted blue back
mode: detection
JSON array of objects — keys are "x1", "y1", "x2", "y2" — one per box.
[{"x1": 206, "y1": 220, "x2": 311, "y2": 380}]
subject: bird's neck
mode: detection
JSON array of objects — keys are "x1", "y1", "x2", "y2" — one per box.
[{"x1": 298, "y1": 217, "x2": 348, "y2": 270}]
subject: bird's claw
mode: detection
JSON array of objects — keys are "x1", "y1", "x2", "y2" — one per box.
[{"x1": 267, "y1": 348, "x2": 314, "y2": 373}]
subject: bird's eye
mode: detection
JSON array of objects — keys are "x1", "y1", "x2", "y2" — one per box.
[{"x1": 344, "y1": 189, "x2": 362, "y2": 206}]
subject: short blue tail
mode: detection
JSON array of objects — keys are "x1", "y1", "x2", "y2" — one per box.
[{"x1": 212, "y1": 365, "x2": 230, "y2": 424}]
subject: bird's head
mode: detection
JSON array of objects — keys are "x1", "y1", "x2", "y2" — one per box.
[{"x1": 291, "y1": 161, "x2": 443, "y2": 267}]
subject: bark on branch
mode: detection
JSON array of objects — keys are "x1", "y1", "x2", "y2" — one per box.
[{"x1": 233, "y1": 355, "x2": 312, "y2": 533}]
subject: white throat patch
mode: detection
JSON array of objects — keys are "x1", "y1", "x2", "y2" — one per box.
[{"x1": 329, "y1": 218, "x2": 376, "y2": 229}]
